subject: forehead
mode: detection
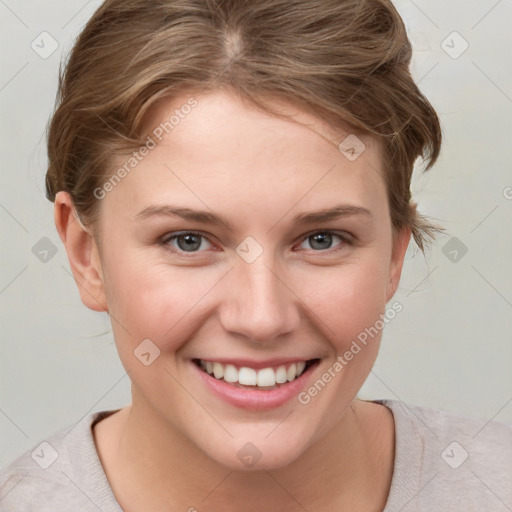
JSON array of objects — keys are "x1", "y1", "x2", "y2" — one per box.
[
  {"x1": 103, "y1": 90, "x2": 387, "y2": 223},
  {"x1": 142, "y1": 89, "x2": 380, "y2": 160}
]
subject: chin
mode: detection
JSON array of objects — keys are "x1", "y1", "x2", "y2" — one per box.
[{"x1": 199, "y1": 432, "x2": 310, "y2": 472}]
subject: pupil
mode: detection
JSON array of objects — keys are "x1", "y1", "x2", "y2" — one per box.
[
  {"x1": 310, "y1": 233, "x2": 332, "y2": 250},
  {"x1": 178, "y1": 234, "x2": 201, "y2": 251}
]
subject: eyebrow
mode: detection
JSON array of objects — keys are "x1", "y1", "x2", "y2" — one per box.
[{"x1": 135, "y1": 204, "x2": 373, "y2": 230}]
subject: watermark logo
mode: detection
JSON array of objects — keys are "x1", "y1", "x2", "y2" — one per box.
[
  {"x1": 338, "y1": 134, "x2": 366, "y2": 161},
  {"x1": 441, "y1": 31, "x2": 469, "y2": 59},
  {"x1": 134, "y1": 338, "x2": 161, "y2": 366},
  {"x1": 442, "y1": 236, "x2": 468, "y2": 263},
  {"x1": 32, "y1": 237, "x2": 58, "y2": 263},
  {"x1": 236, "y1": 236, "x2": 264, "y2": 264},
  {"x1": 237, "y1": 442, "x2": 263, "y2": 467},
  {"x1": 31, "y1": 441, "x2": 59, "y2": 469},
  {"x1": 31, "y1": 32, "x2": 58, "y2": 59},
  {"x1": 441, "y1": 441, "x2": 469, "y2": 469}
]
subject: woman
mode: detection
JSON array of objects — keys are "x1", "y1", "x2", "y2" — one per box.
[{"x1": 1, "y1": 0, "x2": 510, "y2": 510}]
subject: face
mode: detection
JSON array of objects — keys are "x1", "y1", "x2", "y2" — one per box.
[{"x1": 66, "y1": 90, "x2": 410, "y2": 470}]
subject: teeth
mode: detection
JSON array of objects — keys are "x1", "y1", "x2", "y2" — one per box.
[
  {"x1": 275, "y1": 365, "x2": 288, "y2": 384},
  {"x1": 257, "y1": 368, "x2": 275, "y2": 387},
  {"x1": 239, "y1": 367, "x2": 257, "y2": 386},
  {"x1": 197, "y1": 359, "x2": 311, "y2": 387},
  {"x1": 213, "y1": 362, "x2": 224, "y2": 379},
  {"x1": 224, "y1": 364, "x2": 238, "y2": 383}
]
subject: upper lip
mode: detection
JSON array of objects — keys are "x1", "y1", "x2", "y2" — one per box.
[{"x1": 192, "y1": 357, "x2": 319, "y2": 370}]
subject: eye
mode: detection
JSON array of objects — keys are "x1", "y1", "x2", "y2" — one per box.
[
  {"x1": 159, "y1": 229, "x2": 352, "y2": 256},
  {"x1": 297, "y1": 230, "x2": 351, "y2": 252},
  {"x1": 160, "y1": 231, "x2": 213, "y2": 254}
]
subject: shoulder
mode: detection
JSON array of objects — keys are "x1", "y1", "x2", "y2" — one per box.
[
  {"x1": 0, "y1": 410, "x2": 122, "y2": 512},
  {"x1": 375, "y1": 399, "x2": 512, "y2": 511},
  {"x1": 386, "y1": 398, "x2": 512, "y2": 461}
]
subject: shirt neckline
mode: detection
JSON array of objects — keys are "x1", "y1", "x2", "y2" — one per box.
[{"x1": 79, "y1": 399, "x2": 420, "y2": 511}]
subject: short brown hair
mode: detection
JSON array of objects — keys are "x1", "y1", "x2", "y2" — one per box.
[{"x1": 45, "y1": 0, "x2": 444, "y2": 252}]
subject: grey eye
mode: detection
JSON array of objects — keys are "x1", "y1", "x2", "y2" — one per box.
[
  {"x1": 298, "y1": 231, "x2": 347, "y2": 252},
  {"x1": 163, "y1": 232, "x2": 212, "y2": 253}
]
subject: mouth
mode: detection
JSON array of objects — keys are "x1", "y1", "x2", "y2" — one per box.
[{"x1": 192, "y1": 358, "x2": 321, "y2": 390}]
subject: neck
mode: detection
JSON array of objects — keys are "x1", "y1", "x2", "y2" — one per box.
[{"x1": 94, "y1": 395, "x2": 394, "y2": 512}]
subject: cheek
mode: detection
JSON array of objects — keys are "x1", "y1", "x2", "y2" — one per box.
[
  {"x1": 104, "y1": 241, "x2": 390, "y2": 359},
  {"x1": 296, "y1": 256, "x2": 389, "y2": 343},
  {"x1": 105, "y1": 255, "x2": 219, "y2": 349}
]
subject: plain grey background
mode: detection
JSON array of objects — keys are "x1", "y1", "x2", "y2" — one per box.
[{"x1": 1, "y1": 0, "x2": 511, "y2": 468}]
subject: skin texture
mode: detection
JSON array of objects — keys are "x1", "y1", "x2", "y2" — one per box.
[{"x1": 54, "y1": 90, "x2": 411, "y2": 511}]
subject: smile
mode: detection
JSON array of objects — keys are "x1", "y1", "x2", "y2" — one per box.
[{"x1": 192, "y1": 358, "x2": 319, "y2": 389}]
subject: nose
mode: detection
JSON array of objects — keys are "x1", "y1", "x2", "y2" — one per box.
[{"x1": 219, "y1": 255, "x2": 301, "y2": 344}]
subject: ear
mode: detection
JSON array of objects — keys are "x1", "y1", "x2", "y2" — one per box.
[
  {"x1": 386, "y1": 225, "x2": 412, "y2": 303},
  {"x1": 54, "y1": 191, "x2": 108, "y2": 312}
]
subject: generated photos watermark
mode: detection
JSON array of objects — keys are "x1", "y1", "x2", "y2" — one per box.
[
  {"x1": 297, "y1": 301, "x2": 403, "y2": 405},
  {"x1": 93, "y1": 97, "x2": 198, "y2": 200}
]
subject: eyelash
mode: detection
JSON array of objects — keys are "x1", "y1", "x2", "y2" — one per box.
[{"x1": 158, "y1": 230, "x2": 353, "y2": 257}]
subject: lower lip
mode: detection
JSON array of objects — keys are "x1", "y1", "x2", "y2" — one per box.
[{"x1": 190, "y1": 360, "x2": 320, "y2": 410}]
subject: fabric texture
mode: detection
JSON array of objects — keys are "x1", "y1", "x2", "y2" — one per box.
[{"x1": 1, "y1": 399, "x2": 511, "y2": 511}]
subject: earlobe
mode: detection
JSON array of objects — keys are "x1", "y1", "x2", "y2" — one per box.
[
  {"x1": 386, "y1": 226, "x2": 412, "y2": 303},
  {"x1": 54, "y1": 191, "x2": 108, "y2": 312}
]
